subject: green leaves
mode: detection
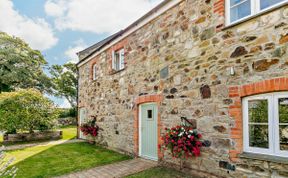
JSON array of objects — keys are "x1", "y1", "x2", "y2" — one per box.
[
  {"x1": 0, "y1": 32, "x2": 52, "y2": 93},
  {"x1": 49, "y1": 63, "x2": 77, "y2": 108},
  {"x1": 0, "y1": 89, "x2": 59, "y2": 133}
]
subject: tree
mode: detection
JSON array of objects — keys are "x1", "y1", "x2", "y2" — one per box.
[
  {"x1": 49, "y1": 63, "x2": 77, "y2": 108},
  {"x1": 0, "y1": 89, "x2": 59, "y2": 134},
  {"x1": 0, "y1": 32, "x2": 52, "y2": 93}
]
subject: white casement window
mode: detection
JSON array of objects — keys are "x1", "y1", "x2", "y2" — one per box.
[
  {"x1": 226, "y1": 0, "x2": 288, "y2": 25},
  {"x1": 243, "y1": 92, "x2": 288, "y2": 157},
  {"x1": 92, "y1": 64, "x2": 97, "y2": 80},
  {"x1": 112, "y1": 48, "x2": 125, "y2": 71}
]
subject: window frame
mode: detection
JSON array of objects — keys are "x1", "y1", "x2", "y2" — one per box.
[
  {"x1": 242, "y1": 92, "x2": 288, "y2": 158},
  {"x1": 274, "y1": 93, "x2": 288, "y2": 157},
  {"x1": 225, "y1": 0, "x2": 288, "y2": 25},
  {"x1": 92, "y1": 63, "x2": 97, "y2": 80},
  {"x1": 112, "y1": 48, "x2": 125, "y2": 72}
]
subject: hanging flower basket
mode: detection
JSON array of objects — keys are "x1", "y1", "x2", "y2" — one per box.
[
  {"x1": 160, "y1": 125, "x2": 204, "y2": 170},
  {"x1": 80, "y1": 118, "x2": 99, "y2": 144}
]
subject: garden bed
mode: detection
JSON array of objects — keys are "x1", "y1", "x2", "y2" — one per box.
[{"x1": 3, "y1": 130, "x2": 63, "y2": 143}]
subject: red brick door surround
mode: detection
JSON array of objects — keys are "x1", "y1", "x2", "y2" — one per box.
[
  {"x1": 133, "y1": 94, "x2": 163, "y2": 160},
  {"x1": 228, "y1": 77, "x2": 288, "y2": 162}
]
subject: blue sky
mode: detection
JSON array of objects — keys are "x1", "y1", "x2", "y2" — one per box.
[{"x1": 0, "y1": 0, "x2": 161, "y2": 107}]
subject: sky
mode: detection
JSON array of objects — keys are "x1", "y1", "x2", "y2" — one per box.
[{"x1": 0, "y1": 0, "x2": 162, "y2": 108}]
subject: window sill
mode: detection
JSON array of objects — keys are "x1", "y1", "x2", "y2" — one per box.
[
  {"x1": 223, "y1": 2, "x2": 288, "y2": 31},
  {"x1": 239, "y1": 152, "x2": 288, "y2": 164},
  {"x1": 110, "y1": 68, "x2": 125, "y2": 75}
]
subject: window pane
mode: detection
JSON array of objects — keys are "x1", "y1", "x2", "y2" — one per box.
[
  {"x1": 248, "y1": 100, "x2": 268, "y2": 123},
  {"x1": 93, "y1": 65, "x2": 97, "y2": 79},
  {"x1": 230, "y1": 1, "x2": 251, "y2": 23},
  {"x1": 230, "y1": 0, "x2": 246, "y2": 6},
  {"x1": 147, "y1": 110, "x2": 152, "y2": 119},
  {"x1": 248, "y1": 99, "x2": 269, "y2": 149},
  {"x1": 279, "y1": 98, "x2": 288, "y2": 123},
  {"x1": 115, "y1": 53, "x2": 120, "y2": 70},
  {"x1": 249, "y1": 125, "x2": 269, "y2": 148},
  {"x1": 279, "y1": 125, "x2": 288, "y2": 150},
  {"x1": 260, "y1": 0, "x2": 285, "y2": 10}
]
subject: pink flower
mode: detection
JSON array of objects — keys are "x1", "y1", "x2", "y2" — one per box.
[{"x1": 192, "y1": 147, "x2": 200, "y2": 157}]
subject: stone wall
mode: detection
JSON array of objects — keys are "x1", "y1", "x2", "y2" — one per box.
[
  {"x1": 4, "y1": 131, "x2": 63, "y2": 143},
  {"x1": 78, "y1": 0, "x2": 288, "y2": 177}
]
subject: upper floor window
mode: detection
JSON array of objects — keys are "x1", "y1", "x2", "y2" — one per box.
[
  {"x1": 92, "y1": 63, "x2": 97, "y2": 80},
  {"x1": 112, "y1": 48, "x2": 125, "y2": 71},
  {"x1": 243, "y1": 92, "x2": 288, "y2": 157},
  {"x1": 226, "y1": 0, "x2": 288, "y2": 25}
]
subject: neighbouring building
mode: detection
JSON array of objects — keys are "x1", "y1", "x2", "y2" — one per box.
[{"x1": 77, "y1": 0, "x2": 288, "y2": 177}]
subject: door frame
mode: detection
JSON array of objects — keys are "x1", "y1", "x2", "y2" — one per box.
[
  {"x1": 139, "y1": 102, "x2": 158, "y2": 160},
  {"x1": 133, "y1": 94, "x2": 163, "y2": 161}
]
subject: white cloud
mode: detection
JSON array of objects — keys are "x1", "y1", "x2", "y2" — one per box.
[
  {"x1": 44, "y1": 0, "x2": 66, "y2": 17},
  {"x1": 45, "y1": 0, "x2": 162, "y2": 34},
  {"x1": 65, "y1": 39, "x2": 87, "y2": 63},
  {"x1": 0, "y1": 0, "x2": 58, "y2": 51}
]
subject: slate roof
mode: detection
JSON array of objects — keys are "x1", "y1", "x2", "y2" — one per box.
[{"x1": 77, "y1": 30, "x2": 123, "y2": 62}]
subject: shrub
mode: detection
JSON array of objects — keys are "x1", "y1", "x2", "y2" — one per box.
[
  {"x1": 57, "y1": 108, "x2": 76, "y2": 118},
  {"x1": 0, "y1": 89, "x2": 59, "y2": 134}
]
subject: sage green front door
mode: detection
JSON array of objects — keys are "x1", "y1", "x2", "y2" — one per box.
[{"x1": 140, "y1": 103, "x2": 158, "y2": 160}]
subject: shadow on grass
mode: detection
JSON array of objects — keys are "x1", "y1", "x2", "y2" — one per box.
[{"x1": 7, "y1": 142, "x2": 131, "y2": 178}]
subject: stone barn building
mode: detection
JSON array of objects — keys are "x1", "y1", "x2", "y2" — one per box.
[{"x1": 77, "y1": 0, "x2": 288, "y2": 177}]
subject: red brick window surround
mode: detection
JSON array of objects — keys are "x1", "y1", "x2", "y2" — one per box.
[
  {"x1": 213, "y1": 0, "x2": 225, "y2": 31},
  {"x1": 112, "y1": 48, "x2": 125, "y2": 71},
  {"x1": 89, "y1": 60, "x2": 98, "y2": 80},
  {"x1": 228, "y1": 77, "x2": 288, "y2": 162},
  {"x1": 133, "y1": 94, "x2": 163, "y2": 159},
  {"x1": 108, "y1": 39, "x2": 128, "y2": 73}
]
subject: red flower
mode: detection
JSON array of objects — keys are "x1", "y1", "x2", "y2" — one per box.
[
  {"x1": 160, "y1": 125, "x2": 203, "y2": 159},
  {"x1": 80, "y1": 122, "x2": 99, "y2": 137},
  {"x1": 192, "y1": 147, "x2": 200, "y2": 157}
]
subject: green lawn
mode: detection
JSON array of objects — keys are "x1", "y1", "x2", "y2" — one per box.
[
  {"x1": 60, "y1": 125, "x2": 77, "y2": 140},
  {"x1": 126, "y1": 167, "x2": 192, "y2": 178},
  {"x1": 6, "y1": 142, "x2": 131, "y2": 178},
  {"x1": 0, "y1": 125, "x2": 77, "y2": 146}
]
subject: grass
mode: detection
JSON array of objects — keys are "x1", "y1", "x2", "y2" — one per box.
[
  {"x1": 126, "y1": 167, "x2": 192, "y2": 178},
  {"x1": 6, "y1": 142, "x2": 131, "y2": 178},
  {"x1": 60, "y1": 125, "x2": 77, "y2": 140},
  {"x1": 0, "y1": 125, "x2": 77, "y2": 146}
]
